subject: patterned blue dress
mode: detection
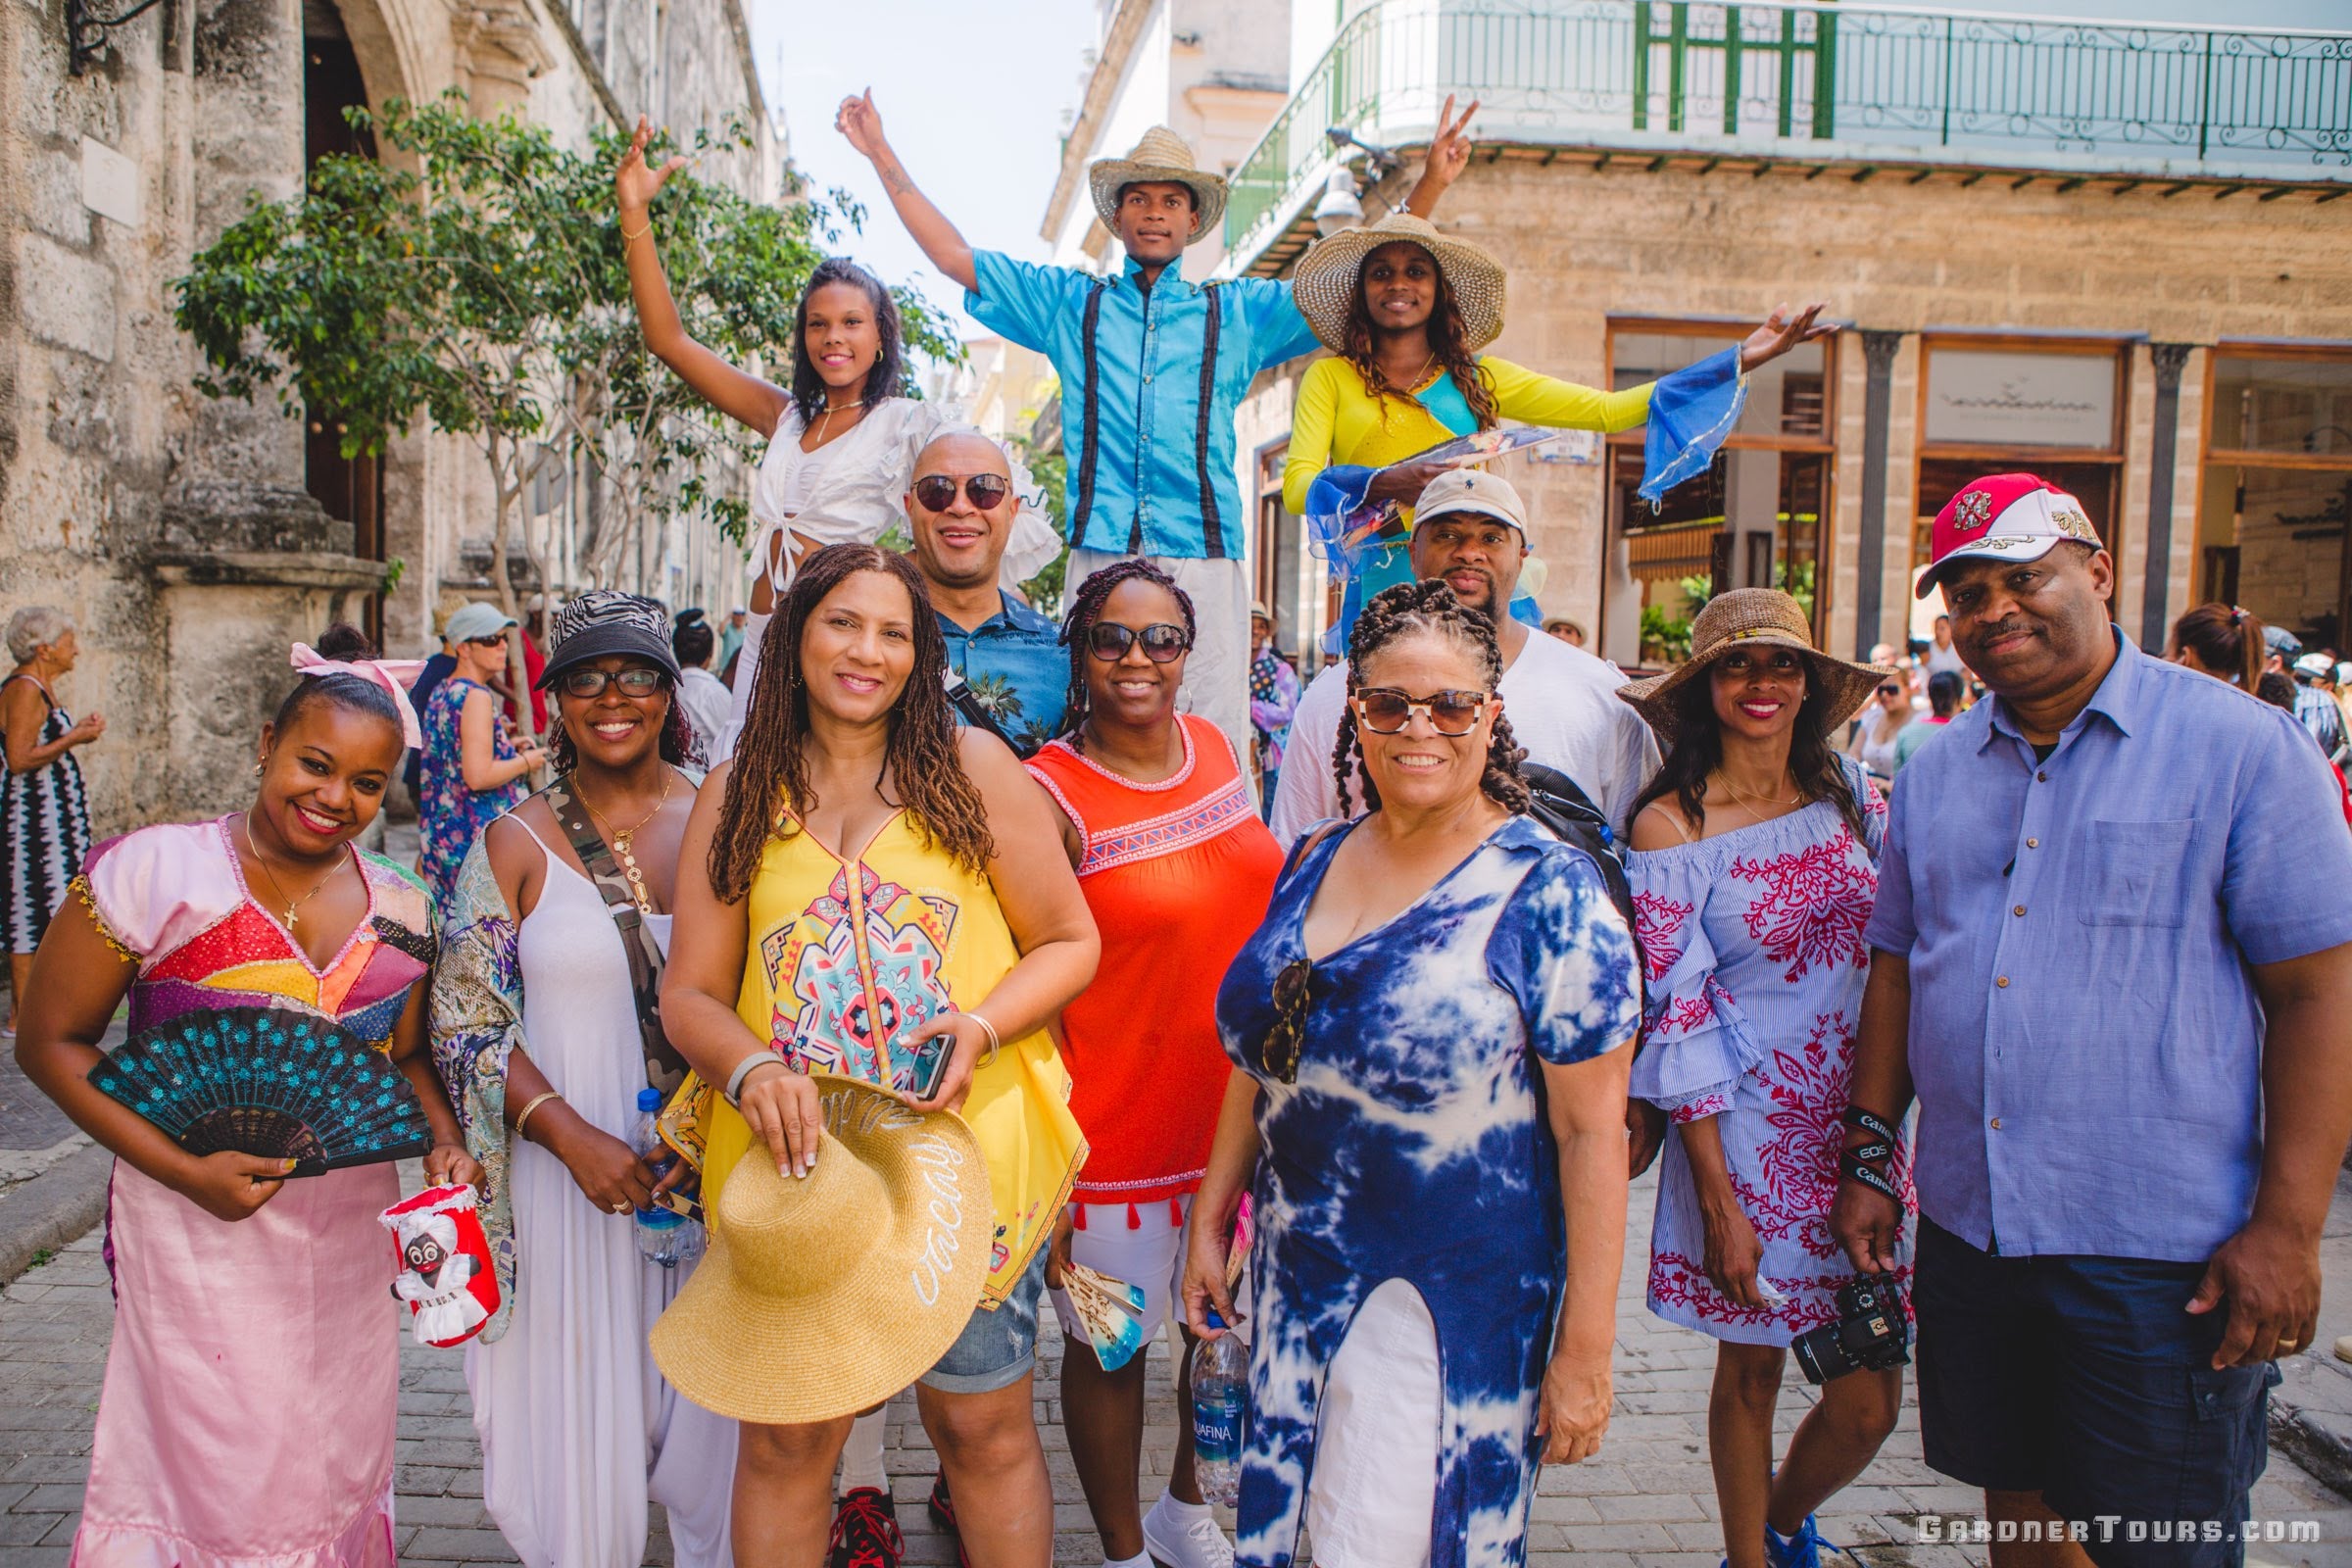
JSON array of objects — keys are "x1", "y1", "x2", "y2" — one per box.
[{"x1": 1214, "y1": 815, "x2": 1642, "y2": 1568}]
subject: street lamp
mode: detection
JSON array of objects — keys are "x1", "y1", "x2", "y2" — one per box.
[{"x1": 1313, "y1": 170, "x2": 1365, "y2": 238}]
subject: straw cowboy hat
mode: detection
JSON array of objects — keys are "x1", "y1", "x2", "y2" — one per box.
[
  {"x1": 1089, "y1": 126, "x2": 1228, "y2": 235},
  {"x1": 1616, "y1": 588, "x2": 1895, "y2": 747},
  {"x1": 649, "y1": 1073, "x2": 995, "y2": 1426},
  {"x1": 1291, "y1": 211, "x2": 1507, "y2": 356}
]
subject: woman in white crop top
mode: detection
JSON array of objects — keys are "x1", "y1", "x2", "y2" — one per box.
[{"x1": 615, "y1": 118, "x2": 1057, "y2": 761}]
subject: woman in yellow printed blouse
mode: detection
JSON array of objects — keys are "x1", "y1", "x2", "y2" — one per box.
[{"x1": 1282, "y1": 211, "x2": 1831, "y2": 610}]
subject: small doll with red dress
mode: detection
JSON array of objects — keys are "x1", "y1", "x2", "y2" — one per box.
[{"x1": 380, "y1": 1184, "x2": 498, "y2": 1347}]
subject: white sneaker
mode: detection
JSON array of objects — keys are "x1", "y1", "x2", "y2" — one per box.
[{"x1": 1141, "y1": 1493, "x2": 1235, "y2": 1568}]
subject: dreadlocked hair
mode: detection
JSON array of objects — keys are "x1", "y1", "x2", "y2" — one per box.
[
  {"x1": 1343, "y1": 248, "x2": 1499, "y2": 432},
  {"x1": 1334, "y1": 580, "x2": 1530, "y2": 816},
  {"x1": 1629, "y1": 657, "x2": 1871, "y2": 845},
  {"x1": 544, "y1": 668, "x2": 692, "y2": 773},
  {"x1": 708, "y1": 544, "x2": 994, "y2": 902},
  {"x1": 1055, "y1": 558, "x2": 1197, "y2": 754}
]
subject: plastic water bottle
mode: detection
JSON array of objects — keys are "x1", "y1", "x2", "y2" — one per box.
[
  {"x1": 631, "y1": 1088, "x2": 702, "y2": 1268},
  {"x1": 1191, "y1": 1309, "x2": 1247, "y2": 1506}
]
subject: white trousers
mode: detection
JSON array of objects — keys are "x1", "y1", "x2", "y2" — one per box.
[{"x1": 1306, "y1": 1279, "x2": 1442, "y2": 1568}]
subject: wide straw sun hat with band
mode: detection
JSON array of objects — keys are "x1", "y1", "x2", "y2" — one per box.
[
  {"x1": 1617, "y1": 588, "x2": 1895, "y2": 748},
  {"x1": 650, "y1": 1073, "x2": 995, "y2": 1426},
  {"x1": 1289, "y1": 210, "x2": 1507, "y2": 357}
]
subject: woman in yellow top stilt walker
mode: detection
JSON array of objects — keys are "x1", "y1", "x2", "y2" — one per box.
[
  {"x1": 1281, "y1": 211, "x2": 1832, "y2": 641},
  {"x1": 657, "y1": 542, "x2": 1100, "y2": 1567}
]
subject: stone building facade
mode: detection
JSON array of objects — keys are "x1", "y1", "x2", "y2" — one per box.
[
  {"x1": 1, "y1": 0, "x2": 775, "y2": 835},
  {"x1": 1126, "y1": 0, "x2": 2352, "y2": 672}
]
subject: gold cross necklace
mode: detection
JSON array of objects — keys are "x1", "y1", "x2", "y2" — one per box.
[{"x1": 241, "y1": 814, "x2": 341, "y2": 931}]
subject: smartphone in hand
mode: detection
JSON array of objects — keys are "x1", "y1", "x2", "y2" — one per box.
[{"x1": 905, "y1": 1028, "x2": 954, "y2": 1102}]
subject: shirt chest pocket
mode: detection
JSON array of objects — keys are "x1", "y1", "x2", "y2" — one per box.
[{"x1": 2075, "y1": 819, "x2": 2194, "y2": 928}]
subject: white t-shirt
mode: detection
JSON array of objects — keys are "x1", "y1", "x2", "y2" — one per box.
[
  {"x1": 1268, "y1": 627, "x2": 1662, "y2": 845},
  {"x1": 674, "y1": 666, "x2": 733, "y2": 764},
  {"x1": 1925, "y1": 640, "x2": 1967, "y2": 678}
]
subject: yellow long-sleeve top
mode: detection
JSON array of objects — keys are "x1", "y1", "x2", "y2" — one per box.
[{"x1": 1280, "y1": 354, "x2": 1656, "y2": 517}]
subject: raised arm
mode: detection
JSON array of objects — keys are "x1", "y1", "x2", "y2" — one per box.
[
  {"x1": 615, "y1": 116, "x2": 791, "y2": 439},
  {"x1": 1398, "y1": 95, "x2": 1479, "y2": 220},
  {"x1": 837, "y1": 92, "x2": 978, "y2": 294}
]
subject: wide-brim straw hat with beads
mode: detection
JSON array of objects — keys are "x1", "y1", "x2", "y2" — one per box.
[
  {"x1": 1616, "y1": 588, "x2": 1896, "y2": 746},
  {"x1": 1291, "y1": 211, "x2": 1507, "y2": 355},
  {"x1": 649, "y1": 1073, "x2": 994, "y2": 1426},
  {"x1": 1089, "y1": 126, "x2": 1228, "y2": 235}
]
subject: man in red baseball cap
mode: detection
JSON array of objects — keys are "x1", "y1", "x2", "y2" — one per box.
[{"x1": 1836, "y1": 470, "x2": 2352, "y2": 1565}]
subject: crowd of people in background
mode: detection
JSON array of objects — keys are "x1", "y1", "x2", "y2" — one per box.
[{"x1": 4, "y1": 97, "x2": 2349, "y2": 1568}]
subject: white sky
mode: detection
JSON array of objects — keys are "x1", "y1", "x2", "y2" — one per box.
[{"x1": 745, "y1": 0, "x2": 1100, "y2": 352}]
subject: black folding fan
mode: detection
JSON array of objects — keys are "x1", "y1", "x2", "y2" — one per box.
[{"x1": 88, "y1": 1005, "x2": 431, "y2": 1176}]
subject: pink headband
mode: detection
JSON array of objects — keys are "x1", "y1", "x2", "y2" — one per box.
[{"x1": 290, "y1": 644, "x2": 426, "y2": 750}]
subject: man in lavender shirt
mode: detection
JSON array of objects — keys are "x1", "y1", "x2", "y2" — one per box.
[{"x1": 1832, "y1": 473, "x2": 2352, "y2": 1568}]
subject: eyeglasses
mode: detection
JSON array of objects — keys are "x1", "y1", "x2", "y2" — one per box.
[
  {"x1": 1261, "y1": 958, "x2": 1314, "y2": 1084},
  {"x1": 1877, "y1": 683, "x2": 1905, "y2": 698},
  {"x1": 559, "y1": 667, "x2": 668, "y2": 699},
  {"x1": 911, "y1": 473, "x2": 1012, "y2": 514},
  {"x1": 1086, "y1": 622, "x2": 1190, "y2": 662},
  {"x1": 466, "y1": 635, "x2": 507, "y2": 648},
  {"x1": 1352, "y1": 687, "x2": 1491, "y2": 736}
]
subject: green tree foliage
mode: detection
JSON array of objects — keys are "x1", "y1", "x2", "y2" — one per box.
[{"x1": 172, "y1": 95, "x2": 958, "y2": 721}]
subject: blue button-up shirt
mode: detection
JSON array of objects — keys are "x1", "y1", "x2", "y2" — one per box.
[
  {"x1": 967, "y1": 251, "x2": 1319, "y2": 561},
  {"x1": 1865, "y1": 630, "x2": 2352, "y2": 1262},
  {"x1": 938, "y1": 595, "x2": 1070, "y2": 754}
]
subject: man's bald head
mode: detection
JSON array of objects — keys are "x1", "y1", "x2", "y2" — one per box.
[{"x1": 906, "y1": 429, "x2": 1017, "y2": 594}]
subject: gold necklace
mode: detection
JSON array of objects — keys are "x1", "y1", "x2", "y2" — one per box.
[
  {"x1": 577, "y1": 770, "x2": 675, "y2": 913},
  {"x1": 811, "y1": 396, "x2": 868, "y2": 444},
  {"x1": 241, "y1": 815, "x2": 342, "y2": 931},
  {"x1": 1715, "y1": 772, "x2": 1802, "y2": 813}
]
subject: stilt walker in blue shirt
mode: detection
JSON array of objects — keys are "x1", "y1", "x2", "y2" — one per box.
[{"x1": 837, "y1": 92, "x2": 1480, "y2": 770}]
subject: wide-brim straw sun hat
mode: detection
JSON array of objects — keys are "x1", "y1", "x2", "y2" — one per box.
[
  {"x1": 649, "y1": 1073, "x2": 995, "y2": 1425},
  {"x1": 1616, "y1": 588, "x2": 1895, "y2": 746},
  {"x1": 1089, "y1": 126, "x2": 1227, "y2": 236},
  {"x1": 1291, "y1": 211, "x2": 1506, "y2": 356}
]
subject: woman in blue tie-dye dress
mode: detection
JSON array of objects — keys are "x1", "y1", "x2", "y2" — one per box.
[{"x1": 1182, "y1": 581, "x2": 1642, "y2": 1568}]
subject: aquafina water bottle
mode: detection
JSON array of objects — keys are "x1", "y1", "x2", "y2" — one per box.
[
  {"x1": 1191, "y1": 1309, "x2": 1247, "y2": 1506},
  {"x1": 631, "y1": 1088, "x2": 702, "y2": 1268}
]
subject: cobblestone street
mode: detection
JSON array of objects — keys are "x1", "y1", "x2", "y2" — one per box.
[{"x1": 0, "y1": 1169, "x2": 2344, "y2": 1566}]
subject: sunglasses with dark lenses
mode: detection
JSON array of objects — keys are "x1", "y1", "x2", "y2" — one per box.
[
  {"x1": 1878, "y1": 683, "x2": 1905, "y2": 697},
  {"x1": 559, "y1": 666, "x2": 668, "y2": 699},
  {"x1": 466, "y1": 634, "x2": 507, "y2": 648},
  {"x1": 1353, "y1": 687, "x2": 1491, "y2": 736},
  {"x1": 1261, "y1": 958, "x2": 1315, "y2": 1085},
  {"x1": 911, "y1": 473, "x2": 1012, "y2": 514},
  {"x1": 1086, "y1": 622, "x2": 1190, "y2": 662}
]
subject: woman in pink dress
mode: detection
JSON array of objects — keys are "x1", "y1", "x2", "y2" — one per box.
[{"x1": 15, "y1": 629, "x2": 479, "y2": 1567}]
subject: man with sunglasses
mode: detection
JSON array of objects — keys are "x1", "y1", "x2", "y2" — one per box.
[
  {"x1": 1269, "y1": 469, "x2": 1659, "y2": 845},
  {"x1": 906, "y1": 432, "x2": 1070, "y2": 757},
  {"x1": 838, "y1": 92, "x2": 1477, "y2": 773}
]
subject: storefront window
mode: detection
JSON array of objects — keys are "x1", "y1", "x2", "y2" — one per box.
[
  {"x1": 1600, "y1": 325, "x2": 1836, "y2": 667},
  {"x1": 2196, "y1": 350, "x2": 2352, "y2": 651}
]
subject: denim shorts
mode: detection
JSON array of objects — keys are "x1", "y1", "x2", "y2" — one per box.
[
  {"x1": 920, "y1": 1246, "x2": 1049, "y2": 1396},
  {"x1": 1914, "y1": 1217, "x2": 2279, "y2": 1568}
]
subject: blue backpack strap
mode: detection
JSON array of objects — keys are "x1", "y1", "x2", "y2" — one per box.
[
  {"x1": 1074, "y1": 276, "x2": 1109, "y2": 549},
  {"x1": 1193, "y1": 281, "x2": 1227, "y2": 559}
]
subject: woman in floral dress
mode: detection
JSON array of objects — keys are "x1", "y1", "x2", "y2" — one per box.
[
  {"x1": 418, "y1": 604, "x2": 548, "y2": 906},
  {"x1": 1618, "y1": 589, "x2": 1917, "y2": 1568}
]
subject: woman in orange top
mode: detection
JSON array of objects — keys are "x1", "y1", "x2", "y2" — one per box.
[{"x1": 1026, "y1": 559, "x2": 1285, "y2": 1568}]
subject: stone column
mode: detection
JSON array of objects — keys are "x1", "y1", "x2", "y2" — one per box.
[
  {"x1": 1852, "y1": 329, "x2": 1904, "y2": 659},
  {"x1": 2138, "y1": 343, "x2": 2195, "y2": 650}
]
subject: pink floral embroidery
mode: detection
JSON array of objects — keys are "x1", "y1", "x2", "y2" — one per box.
[
  {"x1": 1730, "y1": 829, "x2": 1879, "y2": 983},
  {"x1": 1634, "y1": 890, "x2": 1693, "y2": 984},
  {"x1": 1648, "y1": 1248, "x2": 1916, "y2": 1336},
  {"x1": 1663, "y1": 993, "x2": 1716, "y2": 1036},
  {"x1": 1671, "y1": 1093, "x2": 1730, "y2": 1125}
]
